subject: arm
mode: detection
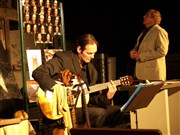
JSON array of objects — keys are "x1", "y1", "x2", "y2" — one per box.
[
  {"x1": 32, "y1": 55, "x2": 64, "y2": 90},
  {"x1": 89, "y1": 92, "x2": 112, "y2": 108},
  {"x1": 140, "y1": 29, "x2": 169, "y2": 62},
  {"x1": 88, "y1": 81, "x2": 117, "y2": 108},
  {"x1": 89, "y1": 80, "x2": 117, "y2": 108}
]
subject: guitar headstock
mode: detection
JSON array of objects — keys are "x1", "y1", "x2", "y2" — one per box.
[
  {"x1": 60, "y1": 69, "x2": 76, "y2": 86},
  {"x1": 60, "y1": 69, "x2": 80, "y2": 87},
  {"x1": 120, "y1": 75, "x2": 134, "y2": 86}
]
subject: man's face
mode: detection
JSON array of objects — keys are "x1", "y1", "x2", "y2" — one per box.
[
  {"x1": 78, "y1": 44, "x2": 97, "y2": 63},
  {"x1": 143, "y1": 10, "x2": 155, "y2": 27},
  {"x1": 40, "y1": 15, "x2": 44, "y2": 24},
  {"x1": 48, "y1": 25, "x2": 52, "y2": 33},
  {"x1": 32, "y1": 14, "x2": 36, "y2": 23},
  {"x1": 47, "y1": 16, "x2": 51, "y2": 23}
]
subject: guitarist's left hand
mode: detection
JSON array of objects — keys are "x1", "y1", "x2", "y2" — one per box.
[{"x1": 106, "y1": 80, "x2": 117, "y2": 100}]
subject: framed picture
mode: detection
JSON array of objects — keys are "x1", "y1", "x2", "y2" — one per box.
[{"x1": 26, "y1": 49, "x2": 42, "y2": 80}]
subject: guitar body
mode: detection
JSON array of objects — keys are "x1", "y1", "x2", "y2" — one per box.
[{"x1": 38, "y1": 88, "x2": 63, "y2": 120}]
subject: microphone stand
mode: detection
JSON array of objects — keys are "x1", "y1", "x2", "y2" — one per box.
[{"x1": 80, "y1": 82, "x2": 91, "y2": 128}]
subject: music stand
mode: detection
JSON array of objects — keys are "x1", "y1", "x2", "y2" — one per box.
[{"x1": 120, "y1": 81, "x2": 164, "y2": 129}]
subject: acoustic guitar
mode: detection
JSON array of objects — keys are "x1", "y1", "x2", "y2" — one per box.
[{"x1": 37, "y1": 69, "x2": 134, "y2": 120}]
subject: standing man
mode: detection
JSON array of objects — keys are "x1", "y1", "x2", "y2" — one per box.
[{"x1": 130, "y1": 9, "x2": 169, "y2": 81}]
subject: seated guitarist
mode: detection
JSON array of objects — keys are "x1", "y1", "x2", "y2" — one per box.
[{"x1": 32, "y1": 33, "x2": 125, "y2": 129}]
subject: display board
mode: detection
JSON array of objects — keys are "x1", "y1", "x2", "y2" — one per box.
[
  {"x1": 22, "y1": 0, "x2": 64, "y2": 50},
  {"x1": 21, "y1": 0, "x2": 65, "y2": 81}
]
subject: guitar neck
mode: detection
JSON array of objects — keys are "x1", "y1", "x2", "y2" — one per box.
[{"x1": 86, "y1": 80, "x2": 121, "y2": 94}]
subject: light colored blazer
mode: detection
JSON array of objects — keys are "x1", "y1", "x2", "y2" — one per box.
[{"x1": 134, "y1": 24, "x2": 169, "y2": 81}]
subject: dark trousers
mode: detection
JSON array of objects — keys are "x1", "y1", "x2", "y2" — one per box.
[{"x1": 76, "y1": 105, "x2": 124, "y2": 128}]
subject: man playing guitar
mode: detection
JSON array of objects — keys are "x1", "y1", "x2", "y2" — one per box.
[{"x1": 32, "y1": 34, "x2": 133, "y2": 135}]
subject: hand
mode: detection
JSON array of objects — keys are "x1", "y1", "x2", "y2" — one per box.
[
  {"x1": 135, "y1": 52, "x2": 141, "y2": 61},
  {"x1": 106, "y1": 80, "x2": 117, "y2": 100},
  {"x1": 130, "y1": 49, "x2": 137, "y2": 59},
  {"x1": 130, "y1": 49, "x2": 141, "y2": 61}
]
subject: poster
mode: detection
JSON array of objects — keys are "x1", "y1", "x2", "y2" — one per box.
[{"x1": 26, "y1": 49, "x2": 42, "y2": 80}]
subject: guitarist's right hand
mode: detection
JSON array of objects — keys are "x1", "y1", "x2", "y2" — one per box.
[{"x1": 61, "y1": 69, "x2": 76, "y2": 86}]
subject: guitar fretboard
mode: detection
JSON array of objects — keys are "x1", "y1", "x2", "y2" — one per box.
[
  {"x1": 84, "y1": 76, "x2": 133, "y2": 94},
  {"x1": 86, "y1": 80, "x2": 121, "y2": 94}
]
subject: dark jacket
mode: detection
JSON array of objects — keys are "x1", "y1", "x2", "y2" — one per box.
[{"x1": 32, "y1": 50, "x2": 111, "y2": 107}]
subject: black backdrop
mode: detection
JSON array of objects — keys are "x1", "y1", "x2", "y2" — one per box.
[{"x1": 63, "y1": 0, "x2": 180, "y2": 78}]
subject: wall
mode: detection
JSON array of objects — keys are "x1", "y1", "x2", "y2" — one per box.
[{"x1": 0, "y1": 7, "x2": 22, "y2": 88}]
